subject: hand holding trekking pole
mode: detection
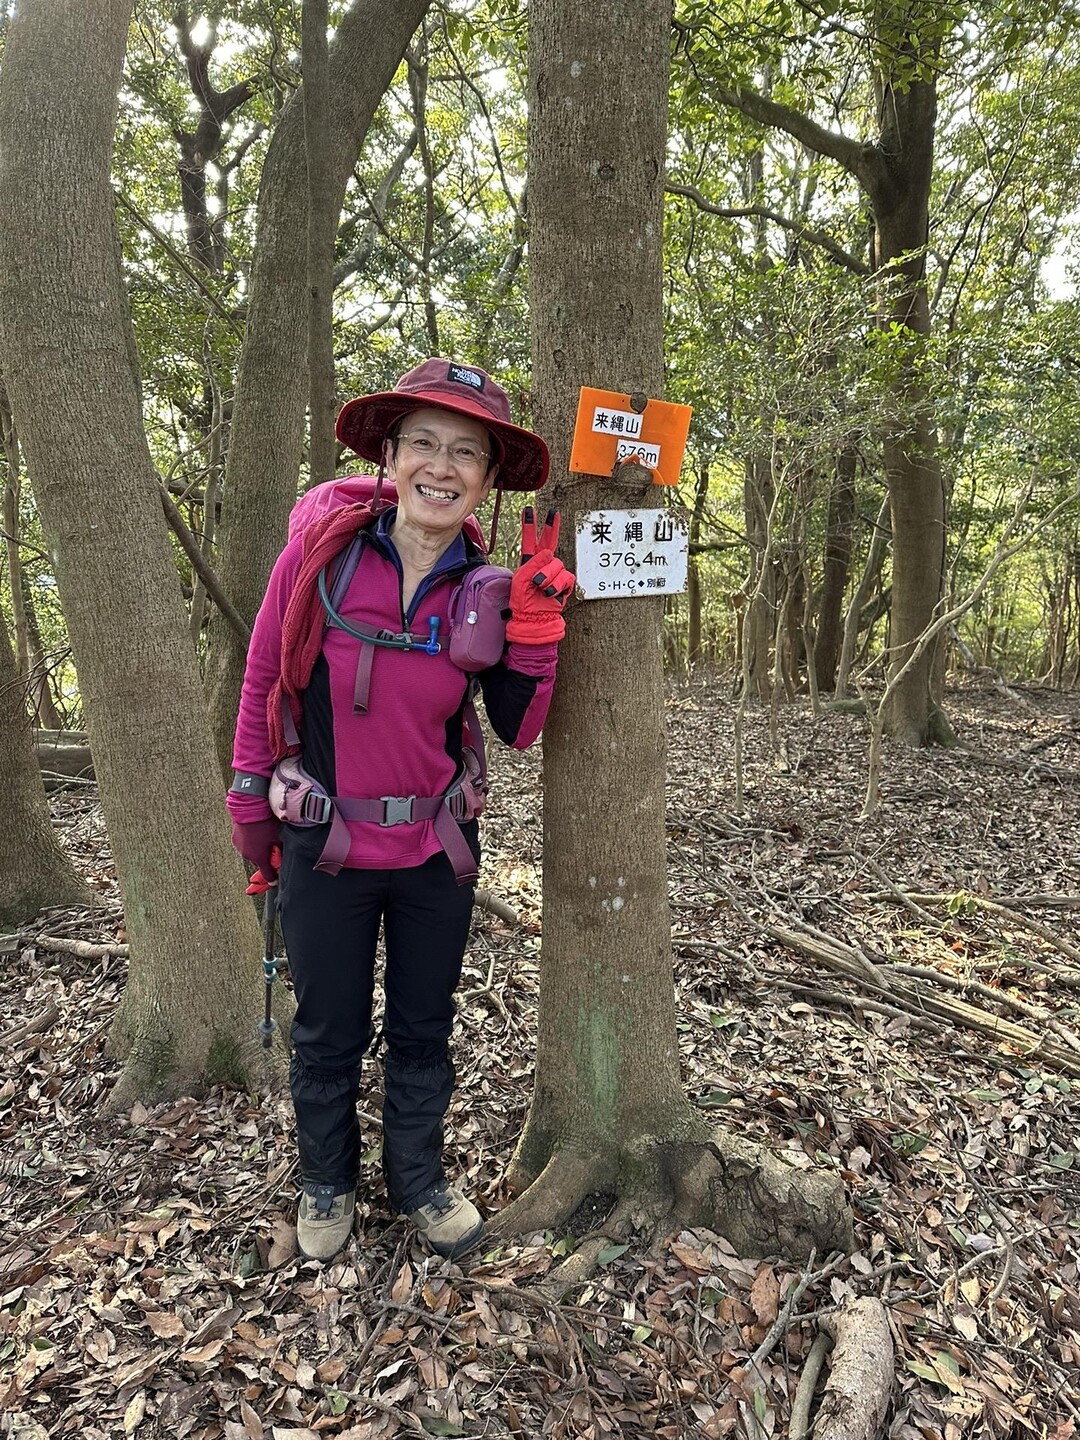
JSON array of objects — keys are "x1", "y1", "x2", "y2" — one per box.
[
  {"x1": 259, "y1": 871, "x2": 281, "y2": 1048},
  {"x1": 506, "y1": 507, "x2": 575, "y2": 645}
]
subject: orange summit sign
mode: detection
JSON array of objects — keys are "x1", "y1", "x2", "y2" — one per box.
[{"x1": 569, "y1": 386, "x2": 692, "y2": 487}]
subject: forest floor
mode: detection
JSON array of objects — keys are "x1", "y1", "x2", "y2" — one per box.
[{"x1": 2, "y1": 676, "x2": 1080, "y2": 1440}]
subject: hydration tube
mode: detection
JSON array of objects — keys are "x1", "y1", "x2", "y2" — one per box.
[{"x1": 317, "y1": 567, "x2": 441, "y2": 654}]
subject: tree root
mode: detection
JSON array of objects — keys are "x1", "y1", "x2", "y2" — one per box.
[
  {"x1": 485, "y1": 1148, "x2": 608, "y2": 1241},
  {"x1": 539, "y1": 1196, "x2": 642, "y2": 1301},
  {"x1": 662, "y1": 1132, "x2": 853, "y2": 1261},
  {"x1": 813, "y1": 1296, "x2": 894, "y2": 1440},
  {"x1": 488, "y1": 1127, "x2": 852, "y2": 1293}
]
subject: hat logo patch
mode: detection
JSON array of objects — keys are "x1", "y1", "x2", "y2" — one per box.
[{"x1": 447, "y1": 364, "x2": 484, "y2": 391}]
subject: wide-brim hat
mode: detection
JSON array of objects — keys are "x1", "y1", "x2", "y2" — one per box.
[{"x1": 336, "y1": 358, "x2": 549, "y2": 492}]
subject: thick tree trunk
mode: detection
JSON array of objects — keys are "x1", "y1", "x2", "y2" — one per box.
[
  {"x1": 866, "y1": 73, "x2": 952, "y2": 744},
  {"x1": 303, "y1": 0, "x2": 338, "y2": 490},
  {"x1": 814, "y1": 449, "x2": 857, "y2": 690},
  {"x1": 0, "y1": 0, "x2": 263, "y2": 1104},
  {"x1": 494, "y1": 0, "x2": 851, "y2": 1265},
  {"x1": 205, "y1": 0, "x2": 431, "y2": 778},
  {"x1": 0, "y1": 619, "x2": 89, "y2": 928}
]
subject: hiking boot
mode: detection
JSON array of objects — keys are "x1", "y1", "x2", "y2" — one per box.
[
  {"x1": 406, "y1": 1181, "x2": 483, "y2": 1258},
  {"x1": 297, "y1": 1184, "x2": 355, "y2": 1261}
]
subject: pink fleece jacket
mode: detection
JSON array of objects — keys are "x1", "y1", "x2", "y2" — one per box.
[{"x1": 228, "y1": 515, "x2": 556, "y2": 869}]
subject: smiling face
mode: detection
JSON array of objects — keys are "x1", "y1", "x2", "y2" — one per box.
[{"x1": 386, "y1": 406, "x2": 498, "y2": 543}]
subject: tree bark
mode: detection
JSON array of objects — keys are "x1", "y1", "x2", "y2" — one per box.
[
  {"x1": 815, "y1": 1297, "x2": 894, "y2": 1440},
  {"x1": 494, "y1": 0, "x2": 851, "y2": 1264},
  {"x1": 743, "y1": 455, "x2": 776, "y2": 699},
  {"x1": 205, "y1": 0, "x2": 431, "y2": 778},
  {"x1": 835, "y1": 496, "x2": 890, "y2": 700},
  {"x1": 814, "y1": 448, "x2": 857, "y2": 690},
  {"x1": 687, "y1": 459, "x2": 710, "y2": 665},
  {"x1": 0, "y1": 618, "x2": 89, "y2": 928},
  {"x1": 303, "y1": 0, "x2": 338, "y2": 490},
  {"x1": 869, "y1": 71, "x2": 952, "y2": 744},
  {"x1": 0, "y1": 0, "x2": 263, "y2": 1104}
]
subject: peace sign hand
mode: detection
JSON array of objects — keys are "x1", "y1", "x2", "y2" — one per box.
[{"x1": 507, "y1": 506, "x2": 576, "y2": 645}]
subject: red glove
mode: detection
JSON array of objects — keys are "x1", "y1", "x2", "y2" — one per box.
[
  {"x1": 505, "y1": 507, "x2": 575, "y2": 645},
  {"x1": 232, "y1": 819, "x2": 281, "y2": 885},
  {"x1": 245, "y1": 845, "x2": 282, "y2": 896}
]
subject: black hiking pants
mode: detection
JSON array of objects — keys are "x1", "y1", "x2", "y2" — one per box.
[{"x1": 277, "y1": 822, "x2": 478, "y2": 1211}]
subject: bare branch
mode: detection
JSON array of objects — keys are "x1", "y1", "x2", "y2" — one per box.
[{"x1": 666, "y1": 183, "x2": 869, "y2": 275}]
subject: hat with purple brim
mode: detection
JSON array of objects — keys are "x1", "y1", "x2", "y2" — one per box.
[{"x1": 335, "y1": 358, "x2": 550, "y2": 492}]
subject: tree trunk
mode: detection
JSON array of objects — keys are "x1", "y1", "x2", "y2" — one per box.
[
  {"x1": 814, "y1": 448, "x2": 857, "y2": 690},
  {"x1": 0, "y1": 0, "x2": 263, "y2": 1105},
  {"x1": 835, "y1": 497, "x2": 890, "y2": 700},
  {"x1": 713, "y1": 6, "x2": 952, "y2": 743},
  {"x1": 205, "y1": 0, "x2": 431, "y2": 779},
  {"x1": 687, "y1": 459, "x2": 710, "y2": 665},
  {"x1": 743, "y1": 455, "x2": 775, "y2": 699},
  {"x1": 491, "y1": 0, "x2": 851, "y2": 1265},
  {"x1": 865, "y1": 66, "x2": 952, "y2": 744},
  {"x1": 0, "y1": 618, "x2": 89, "y2": 928},
  {"x1": 303, "y1": 0, "x2": 338, "y2": 490},
  {"x1": 19, "y1": 567, "x2": 66, "y2": 730}
]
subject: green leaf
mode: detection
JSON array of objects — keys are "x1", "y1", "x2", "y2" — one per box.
[
  {"x1": 327, "y1": 1392, "x2": 349, "y2": 1417},
  {"x1": 753, "y1": 1389, "x2": 767, "y2": 1421},
  {"x1": 236, "y1": 1244, "x2": 261, "y2": 1279},
  {"x1": 906, "y1": 1359, "x2": 946, "y2": 1385},
  {"x1": 935, "y1": 1351, "x2": 960, "y2": 1377},
  {"x1": 597, "y1": 1243, "x2": 630, "y2": 1265},
  {"x1": 549, "y1": 1234, "x2": 575, "y2": 1257},
  {"x1": 1048, "y1": 1151, "x2": 1075, "y2": 1169},
  {"x1": 701, "y1": 1089, "x2": 734, "y2": 1107},
  {"x1": 631, "y1": 1324, "x2": 653, "y2": 1342},
  {"x1": 891, "y1": 1131, "x2": 929, "y2": 1156},
  {"x1": 420, "y1": 1420, "x2": 467, "y2": 1437}
]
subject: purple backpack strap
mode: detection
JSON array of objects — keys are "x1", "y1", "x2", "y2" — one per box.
[{"x1": 353, "y1": 643, "x2": 375, "y2": 714}]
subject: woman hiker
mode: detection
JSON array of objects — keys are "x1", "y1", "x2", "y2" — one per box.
[{"x1": 227, "y1": 359, "x2": 574, "y2": 1262}]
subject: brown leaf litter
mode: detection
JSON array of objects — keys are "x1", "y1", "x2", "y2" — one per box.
[{"x1": 1, "y1": 678, "x2": 1079, "y2": 1439}]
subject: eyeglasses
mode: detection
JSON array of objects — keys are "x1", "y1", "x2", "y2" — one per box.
[{"x1": 397, "y1": 432, "x2": 491, "y2": 471}]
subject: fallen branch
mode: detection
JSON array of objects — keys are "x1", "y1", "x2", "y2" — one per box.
[
  {"x1": 761, "y1": 917, "x2": 1080, "y2": 1078},
  {"x1": 789, "y1": 1330, "x2": 833, "y2": 1440},
  {"x1": 765, "y1": 976, "x2": 939, "y2": 1033},
  {"x1": 34, "y1": 936, "x2": 129, "y2": 960},
  {"x1": 0, "y1": 1002, "x2": 60, "y2": 1047},
  {"x1": 947, "y1": 747, "x2": 1080, "y2": 785},
  {"x1": 888, "y1": 960, "x2": 1080, "y2": 1054},
  {"x1": 815, "y1": 1296, "x2": 894, "y2": 1440},
  {"x1": 473, "y1": 888, "x2": 519, "y2": 926},
  {"x1": 872, "y1": 888, "x2": 1080, "y2": 967}
]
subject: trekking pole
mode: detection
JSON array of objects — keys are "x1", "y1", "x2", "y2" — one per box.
[{"x1": 259, "y1": 882, "x2": 279, "y2": 1048}]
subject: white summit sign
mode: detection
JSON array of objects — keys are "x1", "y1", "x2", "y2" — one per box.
[{"x1": 574, "y1": 508, "x2": 689, "y2": 600}]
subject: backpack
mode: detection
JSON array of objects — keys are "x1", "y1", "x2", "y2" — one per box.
[
  {"x1": 292, "y1": 474, "x2": 510, "y2": 671},
  {"x1": 267, "y1": 474, "x2": 511, "y2": 885}
]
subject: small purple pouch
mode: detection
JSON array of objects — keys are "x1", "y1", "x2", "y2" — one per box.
[{"x1": 448, "y1": 565, "x2": 512, "y2": 672}]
